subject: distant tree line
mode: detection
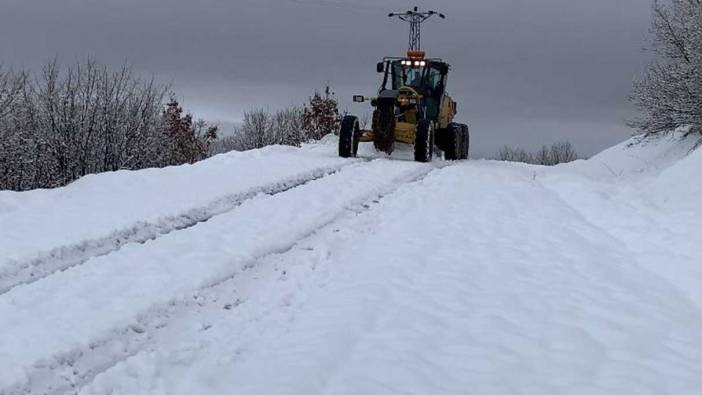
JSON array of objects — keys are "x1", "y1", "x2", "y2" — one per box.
[
  {"x1": 0, "y1": 60, "x2": 218, "y2": 191},
  {"x1": 0, "y1": 58, "x2": 339, "y2": 191},
  {"x1": 496, "y1": 141, "x2": 578, "y2": 165},
  {"x1": 209, "y1": 86, "x2": 339, "y2": 155},
  {"x1": 630, "y1": 0, "x2": 701, "y2": 135}
]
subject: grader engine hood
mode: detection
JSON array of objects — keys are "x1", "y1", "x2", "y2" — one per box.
[
  {"x1": 378, "y1": 90, "x2": 400, "y2": 99},
  {"x1": 368, "y1": 86, "x2": 423, "y2": 154},
  {"x1": 375, "y1": 90, "x2": 399, "y2": 108},
  {"x1": 375, "y1": 88, "x2": 421, "y2": 114}
]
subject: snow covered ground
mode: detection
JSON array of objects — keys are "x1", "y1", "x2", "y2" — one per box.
[
  {"x1": 1, "y1": 131, "x2": 701, "y2": 394},
  {"x1": 0, "y1": 146, "x2": 350, "y2": 294}
]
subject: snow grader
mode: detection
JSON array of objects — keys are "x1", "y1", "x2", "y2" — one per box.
[{"x1": 339, "y1": 7, "x2": 469, "y2": 162}]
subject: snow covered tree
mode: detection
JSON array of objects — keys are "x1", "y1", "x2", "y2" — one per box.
[
  {"x1": 630, "y1": 0, "x2": 702, "y2": 135},
  {"x1": 0, "y1": 67, "x2": 29, "y2": 190},
  {"x1": 302, "y1": 85, "x2": 339, "y2": 141},
  {"x1": 273, "y1": 107, "x2": 307, "y2": 146},
  {"x1": 0, "y1": 59, "x2": 218, "y2": 191},
  {"x1": 232, "y1": 107, "x2": 307, "y2": 151},
  {"x1": 0, "y1": 66, "x2": 24, "y2": 121}
]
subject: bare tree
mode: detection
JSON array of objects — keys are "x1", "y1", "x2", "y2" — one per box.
[
  {"x1": 496, "y1": 141, "x2": 578, "y2": 165},
  {"x1": 234, "y1": 109, "x2": 274, "y2": 150},
  {"x1": 550, "y1": 141, "x2": 578, "y2": 164},
  {"x1": 209, "y1": 134, "x2": 242, "y2": 156},
  {"x1": 630, "y1": 0, "x2": 702, "y2": 135},
  {"x1": 230, "y1": 107, "x2": 308, "y2": 152},
  {"x1": 498, "y1": 146, "x2": 534, "y2": 163},
  {"x1": 534, "y1": 145, "x2": 553, "y2": 165}
]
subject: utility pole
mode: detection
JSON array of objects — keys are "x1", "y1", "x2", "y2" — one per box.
[{"x1": 388, "y1": 6, "x2": 445, "y2": 51}]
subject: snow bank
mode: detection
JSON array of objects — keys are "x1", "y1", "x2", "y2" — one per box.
[
  {"x1": 554, "y1": 129, "x2": 700, "y2": 182},
  {"x1": 0, "y1": 146, "x2": 348, "y2": 267},
  {"x1": 537, "y1": 131, "x2": 702, "y2": 309},
  {"x1": 643, "y1": 140, "x2": 702, "y2": 212}
]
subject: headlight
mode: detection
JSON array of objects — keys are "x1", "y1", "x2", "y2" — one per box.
[
  {"x1": 414, "y1": 61, "x2": 420, "y2": 66},
  {"x1": 419, "y1": 61, "x2": 426, "y2": 66},
  {"x1": 398, "y1": 97, "x2": 418, "y2": 105}
]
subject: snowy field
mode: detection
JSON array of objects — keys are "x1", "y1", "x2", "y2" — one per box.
[{"x1": 1, "y1": 131, "x2": 701, "y2": 394}]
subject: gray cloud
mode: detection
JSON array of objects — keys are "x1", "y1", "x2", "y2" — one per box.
[{"x1": 0, "y1": 0, "x2": 653, "y2": 157}]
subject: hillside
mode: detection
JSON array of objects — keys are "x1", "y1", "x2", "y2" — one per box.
[{"x1": 1, "y1": 132, "x2": 701, "y2": 395}]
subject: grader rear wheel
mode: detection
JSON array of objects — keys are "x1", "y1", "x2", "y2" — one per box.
[
  {"x1": 443, "y1": 123, "x2": 462, "y2": 160},
  {"x1": 338, "y1": 115, "x2": 360, "y2": 158},
  {"x1": 414, "y1": 119, "x2": 434, "y2": 163},
  {"x1": 460, "y1": 124, "x2": 470, "y2": 160}
]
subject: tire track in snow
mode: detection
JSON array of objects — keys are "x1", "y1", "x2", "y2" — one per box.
[
  {"x1": 0, "y1": 163, "x2": 355, "y2": 296},
  {"x1": 7, "y1": 160, "x2": 450, "y2": 395}
]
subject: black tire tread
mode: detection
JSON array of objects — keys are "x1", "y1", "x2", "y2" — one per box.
[
  {"x1": 460, "y1": 124, "x2": 470, "y2": 160},
  {"x1": 414, "y1": 119, "x2": 434, "y2": 163},
  {"x1": 339, "y1": 115, "x2": 360, "y2": 158},
  {"x1": 444, "y1": 123, "x2": 461, "y2": 160}
]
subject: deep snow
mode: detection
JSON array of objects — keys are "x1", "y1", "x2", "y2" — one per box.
[{"x1": 1, "y1": 131, "x2": 701, "y2": 394}]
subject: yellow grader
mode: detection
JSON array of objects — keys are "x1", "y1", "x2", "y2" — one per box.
[{"x1": 339, "y1": 7, "x2": 469, "y2": 162}]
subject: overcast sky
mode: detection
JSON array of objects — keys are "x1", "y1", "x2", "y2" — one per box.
[{"x1": 0, "y1": 0, "x2": 653, "y2": 157}]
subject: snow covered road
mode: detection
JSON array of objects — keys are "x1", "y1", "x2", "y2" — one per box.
[
  {"x1": 0, "y1": 156, "x2": 439, "y2": 394},
  {"x1": 2, "y1": 135, "x2": 702, "y2": 394},
  {"x1": 0, "y1": 147, "x2": 350, "y2": 294}
]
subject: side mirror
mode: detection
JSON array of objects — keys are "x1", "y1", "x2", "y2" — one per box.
[
  {"x1": 353, "y1": 95, "x2": 365, "y2": 103},
  {"x1": 376, "y1": 62, "x2": 385, "y2": 73}
]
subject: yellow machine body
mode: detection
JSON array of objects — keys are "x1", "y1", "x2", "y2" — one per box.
[{"x1": 359, "y1": 91, "x2": 456, "y2": 145}]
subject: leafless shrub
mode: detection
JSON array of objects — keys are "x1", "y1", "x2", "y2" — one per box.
[{"x1": 496, "y1": 141, "x2": 578, "y2": 165}]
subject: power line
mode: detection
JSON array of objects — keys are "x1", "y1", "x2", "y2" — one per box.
[{"x1": 388, "y1": 6, "x2": 446, "y2": 51}]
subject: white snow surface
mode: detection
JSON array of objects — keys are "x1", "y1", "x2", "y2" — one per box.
[
  {"x1": 1, "y1": 133, "x2": 702, "y2": 394},
  {"x1": 0, "y1": 146, "x2": 347, "y2": 267}
]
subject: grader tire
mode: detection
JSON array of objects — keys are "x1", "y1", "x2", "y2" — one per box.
[
  {"x1": 414, "y1": 119, "x2": 434, "y2": 163},
  {"x1": 339, "y1": 115, "x2": 360, "y2": 158}
]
